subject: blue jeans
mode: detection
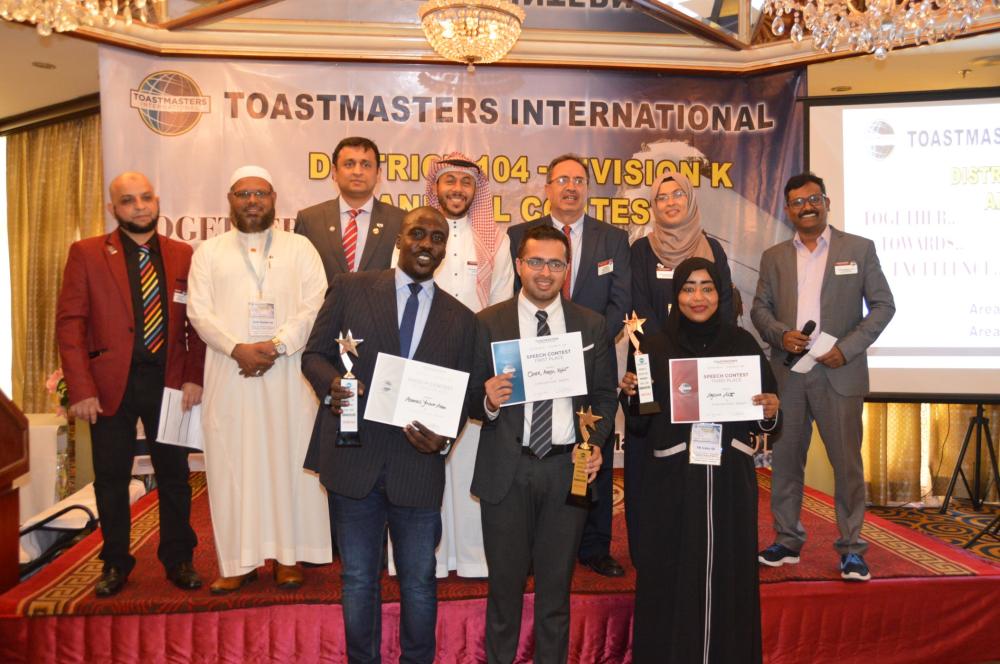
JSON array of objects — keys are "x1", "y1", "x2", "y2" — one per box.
[{"x1": 333, "y1": 472, "x2": 442, "y2": 664}]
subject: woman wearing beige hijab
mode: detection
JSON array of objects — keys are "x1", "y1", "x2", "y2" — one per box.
[
  {"x1": 623, "y1": 171, "x2": 735, "y2": 561},
  {"x1": 630, "y1": 171, "x2": 735, "y2": 335}
]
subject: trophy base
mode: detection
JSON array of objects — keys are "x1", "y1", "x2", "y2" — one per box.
[
  {"x1": 565, "y1": 487, "x2": 593, "y2": 508},
  {"x1": 335, "y1": 431, "x2": 361, "y2": 447},
  {"x1": 630, "y1": 399, "x2": 662, "y2": 416}
]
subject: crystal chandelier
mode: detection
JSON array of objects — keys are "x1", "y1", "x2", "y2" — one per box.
[
  {"x1": 764, "y1": 0, "x2": 991, "y2": 59},
  {"x1": 0, "y1": 0, "x2": 153, "y2": 36},
  {"x1": 419, "y1": 0, "x2": 526, "y2": 72}
]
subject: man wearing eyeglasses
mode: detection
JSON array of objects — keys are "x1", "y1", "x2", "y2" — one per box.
[
  {"x1": 507, "y1": 153, "x2": 631, "y2": 578},
  {"x1": 188, "y1": 166, "x2": 332, "y2": 594},
  {"x1": 751, "y1": 172, "x2": 895, "y2": 582},
  {"x1": 470, "y1": 223, "x2": 615, "y2": 663},
  {"x1": 294, "y1": 136, "x2": 404, "y2": 285}
]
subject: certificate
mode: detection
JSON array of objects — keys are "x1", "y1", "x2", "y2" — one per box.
[
  {"x1": 669, "y1": 355, "x2": 762, "y2": 423},
  {"x1": 363, "y1": 352, "x2": 470, "y2": 438},
  {"x1": 156, "y1": 387, "x2": 203, "y2": 450},
  {"x1": 490, "y1": 331, "x2": 586, "y2": 406}
]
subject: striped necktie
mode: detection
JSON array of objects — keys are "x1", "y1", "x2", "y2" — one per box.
[
  {"x1": 343, "y1": 208, "x2": 360, "y2": 272},
  {"x1": 138, "y1": 244, "x2": 164, "y2": 354},
  {"x1": 561, "y1": 224, "x2": 572, "y2": 300},
  {"x1": 528, "y1": 310, "x2": 553, "y2": 459}
]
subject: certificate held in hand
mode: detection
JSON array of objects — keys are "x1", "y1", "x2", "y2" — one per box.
[
  {"x1": 490, "y1": 331, "x2": 587, "y2": 405},
  {"x1": 669, "y1": 355, "x2": 763, "y2": 424}
]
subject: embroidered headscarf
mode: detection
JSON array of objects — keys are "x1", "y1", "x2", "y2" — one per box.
[{"x1": 425, "y1": 152, "x2": 504, "y2": 309}]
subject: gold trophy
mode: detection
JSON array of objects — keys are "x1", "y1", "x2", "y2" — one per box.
[
  {"x1": 335, "y1": 329, "x2": 363, "y2": 447},
  {"x1": 569, "y1": 406, "x2": 603, "y2": 505},
  {"x1": 624, "y1": 311, "x2": 660, "y2": 415}
]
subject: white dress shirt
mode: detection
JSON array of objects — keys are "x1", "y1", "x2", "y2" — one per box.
[
  {"x1": 340, "y1": 196, "x2": 374, "y2": 271},
  {"x1": 793, "y1": 224, "x2": 831, "y2": 345},
  {"x1": 394, "y1": 268, "x2": 435, "y2": 359},
  {"x1": 548, "y1": 214, "x2": 584, "y2": 298},
  {"x1": 517, "y1": 293, "x2": 576, "y2": 448}
]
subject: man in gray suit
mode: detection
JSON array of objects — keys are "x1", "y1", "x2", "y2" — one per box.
[
  {"x1": 470, "y1": 224, "x2": 615, "y2": 663},
  {"x1": 302, "y1": 206, "x2": 476, "y2": 663},
  {"x1": 294, "y1": 136, "x2": 404, "y2": 284},
  {"x1": 751, "y1": 172, "x2": 895, "y2": 582}
]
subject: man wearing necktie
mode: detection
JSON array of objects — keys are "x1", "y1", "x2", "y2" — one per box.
[
  {"x1": 294, "y1": 136, "x2": 404, "y2": 284},
  {"x1": 56, "y1": 172, "x2": 206, "y2": 597},
  {"x1": 302, "y1": 206, "x2": 476, "y2": 664},
  {"x1": 506, "y1": 154, "x2": 631, "y2": 579},
  {"x1": 470, "y1": 224, "x2": 615, "y2": 663}
]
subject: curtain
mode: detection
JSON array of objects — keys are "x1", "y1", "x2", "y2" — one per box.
[
  {"x1": 864, "y1": 402, "x2": 999, "y2": 506},
  {"x1": 7, "y1": 114, "x2": 104, "y2": 412}
]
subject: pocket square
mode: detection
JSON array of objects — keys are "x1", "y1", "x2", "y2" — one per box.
[{"x1": 583, "y1": 343, "x2": 595, "y2": 351}]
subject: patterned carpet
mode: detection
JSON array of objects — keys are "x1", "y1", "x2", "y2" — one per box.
[{"x1": 870, "y1": 500, "x2": 1000, "y2": 563}]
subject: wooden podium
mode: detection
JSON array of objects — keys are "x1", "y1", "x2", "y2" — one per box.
[{"x1": 0, "y1": 389, "x2": 29, "y2": 594}]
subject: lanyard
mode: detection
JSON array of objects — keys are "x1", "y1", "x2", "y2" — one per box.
[{"x1": 240, "y1": 230, "x2": 273, "y2": 299}]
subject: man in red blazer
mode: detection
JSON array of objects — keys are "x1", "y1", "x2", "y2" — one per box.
[{"x1": 56, "y1": 172, "x2": 206, "y2": 597}]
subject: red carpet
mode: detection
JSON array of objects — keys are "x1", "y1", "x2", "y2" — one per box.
[{"x1": 2, "y1": 471, "x2": 999, "y2": 663}]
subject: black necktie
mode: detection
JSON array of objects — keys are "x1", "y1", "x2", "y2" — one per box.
[
  {"x1": 399, "y1": 282, "x2": 422, "y2": 358},
  {"x1": 528, "y1": 310, "x2": 553, "y2": 459}
]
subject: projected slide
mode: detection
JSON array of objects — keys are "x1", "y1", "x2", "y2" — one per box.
[{"x1": 810, "y1": 95, "x2": 1000, "y2": 397}]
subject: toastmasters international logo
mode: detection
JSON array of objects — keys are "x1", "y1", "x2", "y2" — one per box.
[
  {"x1": 866, "y1": 120, "x2": 895, "y2": 160},
  {"x1": 130, "y1": 71, "x2": 211, "y2": 136}
]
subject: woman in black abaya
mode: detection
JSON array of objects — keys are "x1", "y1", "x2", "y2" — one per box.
[{"x1": 621, "y1": 257, "x2": 779, "y2": 664}]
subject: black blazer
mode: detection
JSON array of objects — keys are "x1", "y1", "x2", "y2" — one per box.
[
  {"x1": 468, "y1": 297, "x2": 617, "y2": 505},
  {"x1": 294, "y1": 197, "x2": 404, "y2": 285},
  {"x1": 507, "y1": 215, "x2": 631, "y2": 348},
  {"x1": 301, "y1": 269, "x2": 476, "y2": 509}
]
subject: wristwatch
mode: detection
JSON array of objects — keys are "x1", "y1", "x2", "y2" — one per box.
[{"x1": 271, "y1": 337, "x2": 287, "y2": 355}]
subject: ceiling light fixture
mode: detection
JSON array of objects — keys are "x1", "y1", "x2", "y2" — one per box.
[
  {"x1": 418, "y1": 0, "x2": 526, "y2": 72},
  {"x1": 0, "y1": 0, "x2": 154, "y2": 36},
  {"x1": 763, "y1": 0, "x2": 991, "y2": 60}
]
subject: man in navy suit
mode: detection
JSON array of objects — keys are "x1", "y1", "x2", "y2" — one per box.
[
  {"x1": 507, "y1": 154, "x2": 631, "y2": 577},
  {"x1": 302, "y1": 206, "x2": 476, "y2": 664}
]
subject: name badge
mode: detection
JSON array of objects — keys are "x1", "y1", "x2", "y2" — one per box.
[
  {"x1": 689, "y1": 422, "x2": 723, "y2": 466},
  {"x1": 172, "y1": 289, "x2": 188, "y2": 304},
  {"x1": 834, "y1": 261, "x2": 858, "y2": 276},
  {"x1": 466, "y1": 261, "x2": 478, "y2": 278},
  {"x1": 248, "y1": 300, "x2": 277, "y2": 337},
  {"x1": 597, "y1": 259, "x2": 614, "y2": 276},
  {"x1": 656, "y1": 264, "x2": 674, "y2": 280}
]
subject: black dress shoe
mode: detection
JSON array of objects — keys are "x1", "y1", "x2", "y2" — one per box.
[
  {"x1": 95, "y1": 566, "x2": 129, "y2": 597},
  {"x1": 582, "y1": 554, "x2": 625, "y2": 578},
  {"x1": 167, "y1": 561, "x2": 203, "y2": 590}
]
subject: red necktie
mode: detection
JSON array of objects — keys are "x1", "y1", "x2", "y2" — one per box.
[
  {"x1": 561, "y1": 224, "x2": 572, "y2": 300},
  {"x1": 343, "y1": 208, "x2": 360, "y2": 272}
]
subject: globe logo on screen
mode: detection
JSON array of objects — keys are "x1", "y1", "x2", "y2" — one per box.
[
  {"x1": 866, "y1": 120, "x2": 895, "y2": 160},
  {"x1": 129, "y1": 71, "x2": 211, "y2": 137}
]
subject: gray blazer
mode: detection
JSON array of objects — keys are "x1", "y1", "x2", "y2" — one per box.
[
  {"x1": 468, "y1": 297, "x2": 618, "y2": 505},
  {"x1": 750, "y1": 225, "x2": 895, "y2": 397},
  {"x1": 301, "y1": 269, "x2": 476, "y2": 509},
  {"x1": 294, "y1": 197, "x2": 404, "y2": 284}
]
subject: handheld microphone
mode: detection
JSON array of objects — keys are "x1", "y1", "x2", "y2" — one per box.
[{"x1": 783, "y1": 320, "x2": 816, "y2": 366}]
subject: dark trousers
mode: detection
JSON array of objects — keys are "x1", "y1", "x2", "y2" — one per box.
[
  {"x1": 90, "y1": 364, "x2": 196, "y2": 574},
  {"x1": 622, "y1": 430, "x2": 645, "y2": 565},
  {"x1": 577, "y1": 430, "x2": 615, "y2": 560},
  {"x1": 333, "y1": 471, "x2": 441, "y2": 664},
  {"x1": 482, "y1": 452, "x2": 588, "y2": 664}
]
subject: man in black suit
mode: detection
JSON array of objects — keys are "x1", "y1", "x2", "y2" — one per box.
[
  {"x1": 470, "y1": 224, "x2": 616, "y2": 663},
  {"x1": 302, "y1": 206, "x2": 476, "y2": 664},
  {"x1": 507, "y1": 154, "x2": 631, "y2": 578},
  {"x1": 294, "y1": 136, "x2": 404, "y2": 284}
]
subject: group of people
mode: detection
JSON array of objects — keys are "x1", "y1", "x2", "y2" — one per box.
[{"x1": 54, "y1": 134, "x2": 895, "y2": 663}]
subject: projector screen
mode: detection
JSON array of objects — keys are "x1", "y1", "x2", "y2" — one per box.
[{"x1": 807, "y1": 89, "x2": 1000, "y2": 399}]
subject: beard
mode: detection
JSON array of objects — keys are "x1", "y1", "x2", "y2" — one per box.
[
  {"x1": 114, "y1": 206, "x2": 160, "y2": 235},
  {"x1": 231, "y1": 206, "x2": 276, "y2": 233}
]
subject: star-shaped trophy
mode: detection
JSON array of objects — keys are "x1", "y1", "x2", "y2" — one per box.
[
  {"x1": 623, "y1": 310, "x2": 660, "y2": 415},
  {"x1": 335, "y1": 329, "x2": 364, "y2": 447},
  {"x1": 569, "y1": 406, "x2": 604, "y2": 503}
]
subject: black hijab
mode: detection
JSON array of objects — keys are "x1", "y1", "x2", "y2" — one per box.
[{"x1": 666, "y1": 257, "x2": 733, "y2": 356}]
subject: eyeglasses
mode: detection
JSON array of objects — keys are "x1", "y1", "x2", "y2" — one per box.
[
  {"x1": 232, "y1": 189, "x2": 273, "y2": 200},
  {"x1": 654, "y1": 190, "x2": 688, "y2": 203},
  {"x1": 522, "y1": 257, "x2": 568, "y2": 272},
  {"x1": 787, "y1": 193, "x2": 827, "y2": 210},
  {"x1": 548, "y1": 176, "x2": 587, "y2": 187}
]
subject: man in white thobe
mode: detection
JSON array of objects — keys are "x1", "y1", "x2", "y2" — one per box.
[
  {"x1": 392, "y1": 152, "x2": 513, "y2": 577},
  {"x1": 188, "y1": 165, "x2": 332, "y2": 593}
]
